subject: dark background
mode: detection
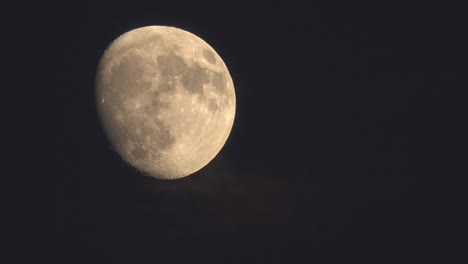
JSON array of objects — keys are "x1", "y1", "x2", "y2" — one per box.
[{"x1": 7, "y1": 0, "x2": 465, "y2": 263}]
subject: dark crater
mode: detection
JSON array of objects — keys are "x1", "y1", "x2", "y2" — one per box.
[{"x1": 202, "y1": 48, "x2": 216, "y2": 64}]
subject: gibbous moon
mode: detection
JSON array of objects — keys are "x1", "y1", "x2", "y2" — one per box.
[{"x1": 95, "y1": 26, "x2": 236, "y2": 179}]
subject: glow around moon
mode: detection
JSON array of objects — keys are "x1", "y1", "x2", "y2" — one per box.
[{"x1": 95, "y1": 26, "x2": 236, "y2": 179}]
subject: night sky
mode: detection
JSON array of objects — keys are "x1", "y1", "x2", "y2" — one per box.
[{"x1": 12, "y1": 0, "x2": 465, "y2": 262}]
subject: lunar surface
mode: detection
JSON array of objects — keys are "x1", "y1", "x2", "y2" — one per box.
[{"x1": 95, "y1": 26, "x2": 236, "y2": 179}]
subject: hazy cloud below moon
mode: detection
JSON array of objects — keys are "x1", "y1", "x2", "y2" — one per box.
[{"x1": 75, "y1": 155, "x2": 315, "y2": 249}]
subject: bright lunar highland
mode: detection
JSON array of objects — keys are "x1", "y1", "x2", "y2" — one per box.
[{"x1": 95, "y1": 26, "x2": 236, "y2": 179}]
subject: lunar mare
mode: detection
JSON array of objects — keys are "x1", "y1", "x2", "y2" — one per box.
[{"x1": 95, "y1": 26, "x2": 235, "y2": 179}]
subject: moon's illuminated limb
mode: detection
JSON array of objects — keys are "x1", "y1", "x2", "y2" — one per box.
[{"x1": 95, "y1": 26, "x2": 236, "y2": 179}]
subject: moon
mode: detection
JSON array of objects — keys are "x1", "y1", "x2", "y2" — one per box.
[{"x1": 95, "y1": 26, "x2": 236, "y2": 180}]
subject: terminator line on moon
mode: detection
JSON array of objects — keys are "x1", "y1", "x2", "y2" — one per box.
[{"x1": 95, "y1": 26, "x2": 236, "y2": 179}]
